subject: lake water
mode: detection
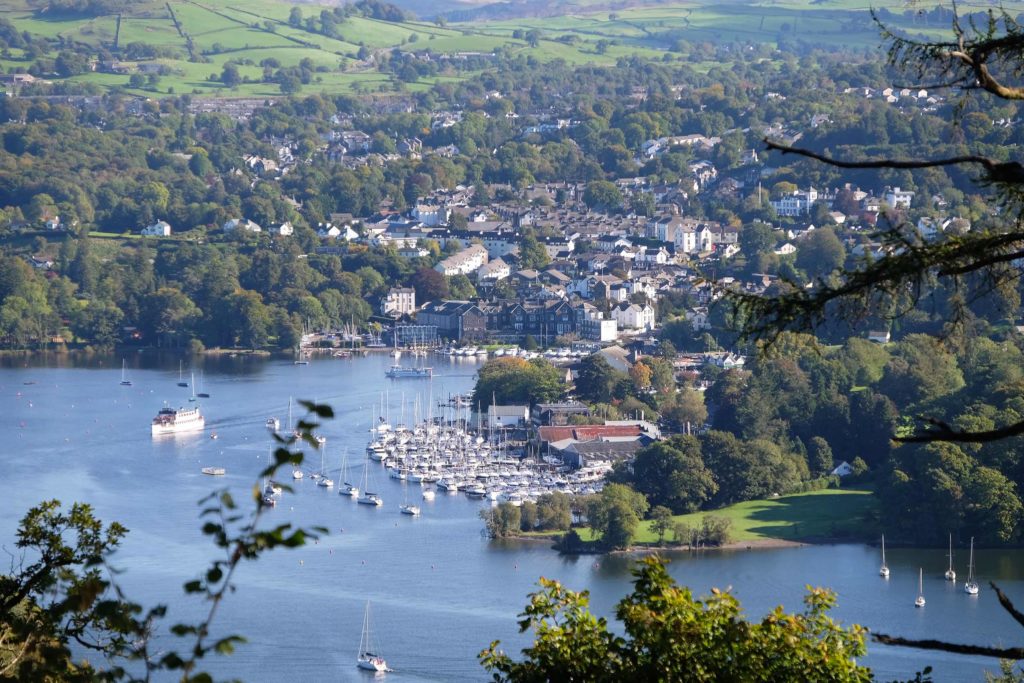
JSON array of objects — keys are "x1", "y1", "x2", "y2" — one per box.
[{"x1": 2, "y1": 352, "x2": 1022, "y2": 681}]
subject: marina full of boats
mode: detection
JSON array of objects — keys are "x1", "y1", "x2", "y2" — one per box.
[
  {"x1": 363, "y1": 418, "x2": 611, "y2": 507},
  {"x1": 257, "y1": 419, "x2": 611, "y2": 513}
]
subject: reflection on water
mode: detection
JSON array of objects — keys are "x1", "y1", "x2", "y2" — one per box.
[{"x1": 0, "y1": 353, "x2": 1020, "y2": 682}]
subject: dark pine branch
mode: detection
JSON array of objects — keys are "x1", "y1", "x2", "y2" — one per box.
[
  {"x1": 993, "y1": 582, "x2": 1024, "y2": 629},
  {"x1": 875, "y1": 586, "x2": 1024, "y2": 657},
  {"x1": 894, "y1": 417, "x2": 1024, "y2": 444},
  {"x1": 763, "y1": 140, "x2": 1024, "y2": 185},
  {"x1": 873, "y1": 633, "x2": 1024, "y2": 659}
]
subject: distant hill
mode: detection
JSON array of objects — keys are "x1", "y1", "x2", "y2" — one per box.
[{"x1": 0, "y1": 0, "x2": 1011, "y2": 97}]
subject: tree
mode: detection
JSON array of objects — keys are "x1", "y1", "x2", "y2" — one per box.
[
  {"x1": 0, "y1": 501, "x2": 130, "y2": 680},
  {"x1": 480, "y1": 503, "x2": 522, "y2": 538},
  {"x1": 586, "y1": 483, "x2": 649, "y2": 550},
  {"x1": 474, "y1": 357, "x2": 565, "y2": 407},
  {"x1": 794, "y1": 227, "x2": 846, "y2": 281},
  {"x1": 629, "y1": 436, "x2": 716, "y2": 513},
  {"x1": 220, "y1": 63, "x2": 241, "y2": 87},
  {"x1": 649, "y1": 505, "x2": 673, "y2": 545},
  {"x1": 1, "y1": 402, "x2": 330, "y2": 681},
  {"x1": 519, "y1": 231, "x2": 550, "y2": 270},
  {"x1": 740, "y1": 221, "x2": 776, "y2": 261},
  {"x1": 412, "y1": 266, "x2": 450, "y2": 303},
  {"x1": 449, "y1": 273, "x2": 477, "y2": 299},
  {"x1": 661, "y1": 388, "x2": 708, "y2": 433},
  {"x1": 735, "y1": 7, "x2": 1024, "y2": 444},
  {"x1": 583, "y1": 180, "x2": 623, "y2": 211},
  {"x1": 575, "y1": 354, "x2": 625, "y2": 403},
  {"x1": 481, "y1": 557, "x2": 873, "y2": 682},
  {"x1": 808, "y1": 436, "x2": 834, "y2": 477}
]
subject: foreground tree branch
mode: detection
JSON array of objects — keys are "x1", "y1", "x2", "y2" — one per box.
[
  {"x1": 874, "y1": 582, "x2": 1024, "y2": 659},
  {"x1": 764, "y1": 139, "x2": 1005, "y2": 176},
  {"x1": 894, "y1": 417, "x2": 1024, "y2": 444},
  {"x1": 872, "y1": 633, "x2": 1024, "y2": 659}
]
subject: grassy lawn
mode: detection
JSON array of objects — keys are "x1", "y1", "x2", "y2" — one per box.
[
  {"x1": 11, "y1": 0, "x2": 1024, "y2": 98},
  {"x1": 580, "y1": 488, "x2": 878, "y2": 545}
]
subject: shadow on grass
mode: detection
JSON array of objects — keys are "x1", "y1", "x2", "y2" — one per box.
[{"x1": 745, "y1": 490, "x2": 877, "y2": 543}]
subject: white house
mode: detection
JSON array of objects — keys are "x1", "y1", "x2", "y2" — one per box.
[
  {"x1": 831, "y1": 461, "x2": 853, "y2": 477},
  {"x1": 411, "y1": 201, "x2": 449, "y2": 227},
  {"x1": 435, "y1": 244, "x2": 489, "y2": 276},
  {"x1": 597, "y1": 346, "x2": 634, "y2": 373},
  {"x1": 223, "y1": 218, "x2": 262, "y2": 233},
  {"x1": 868, "y1": 330, "x2": 891, "y2": 344},
  {"x1": 380, "y1": 287, "x2": 416, "y2": 317},
  {"x1": 577, "y1": 313, "x2": 618, "y2": 342},
  {"x1": 275, "y1": 221, "x2": 294, "y2": 237},
  {"x1": 686, "y1": 306, "x2": 711, "y2": 331},
  {"x1": 612, "y1": 301, "x2": 656, "y2": 331},
  {"x1": 141, "y1": 220, "x2": 171, "y2": 237},
  {"x1": 486, "y1": 405, "x2": 530, "y2": 435},
  {"x1": 884, "y1": 186, "x2": 914, "y2": 210},
  {"x1": 771, "y1": 187, "x2": 819, "y2": 217},
  {"x1": 477, "y1": 257, "x2": 511, "y2": 282},
  {"x1": 317, "y1": 222, "x2": 342, "y2": 239},
  {"x1": 398, "y1": 245, "x2": 430, "y2": 260}
]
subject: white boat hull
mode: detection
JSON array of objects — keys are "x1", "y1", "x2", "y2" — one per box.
[
  {"x1": 357, "y1": 656, "x2": 388, "y2": 672},
  {"x1": 152, "y1": 415, "x2": 205, "y2": 436}
]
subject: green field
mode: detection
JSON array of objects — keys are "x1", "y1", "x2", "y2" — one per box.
[
  {"x1": 582, "y1": 488, "x2": 878, "y2": 545},
  {"x1": 3, "y1": 0, "x2": 1024, "y2": 96}
]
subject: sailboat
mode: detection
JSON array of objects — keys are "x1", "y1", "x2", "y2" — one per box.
[
  {"x1": 119, "y1": 359, "x2": 132, "y2": 386},
  {"x1": 879, "y1": 534, "x2": 890, "y2": 578},
  {"x1": 177, "y1": 361, "x2": 188, "y2": 387},
  {"x1": 196, "y1": 371, "x2": 210, "y2": 398},
  {"x1": 357, "y1": 452, "x2": 383, "y2": 506},
  {"x1": 316, "y1": 443, "x2": 334, "y2": 488},
  {"x1": 188, "y1": 373, "x2": 198, "y2": 402},
  {"x1": 339, "y1": 450, "x2": 359, "y2": 497},
  {"x1": 356, "y1": 601, "x2": 389, "y2": 672},
  {"x1": 400, "y1": 484, "x2": 420, "y2": 516},
  {"x1": 964, "y1": 537, "x2": 979, "y2": 595},
  {"x1": 915, "y1": 567, "x2": 926, "y2": 607},
  {"x1": 945, "y1": 534, "x2": 956, "y2": 582}
]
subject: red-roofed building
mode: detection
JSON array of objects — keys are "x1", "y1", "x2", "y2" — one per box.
[{"x1": 536, "y1": 422, "x2": 659, "y2": 469}]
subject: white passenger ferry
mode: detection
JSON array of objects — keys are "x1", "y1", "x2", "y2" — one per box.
[{"x1": 151, "y1": 404, "x2": 205, "y2": 436}]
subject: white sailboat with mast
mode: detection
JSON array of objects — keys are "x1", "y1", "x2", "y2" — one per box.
[
  {"x1": 177, "y1": 360, "x2": 188, "y2": 387},
  {"x1": 945, "y1": 533, "x2": 956, "y2": 582},
  {"x1": 358, "y1": 451, "x2": 383, "y2": 506},
  {"x1": 339, "y1": 449, "x2": 358, "y2": 497},
  {"x1": 964, "y1": 537, "x2": 979, "y2": 595},
  {"x1": 356, "y1": 601, "x2": 388, "y2": 672},
  {"x1": 317, "y1": 440, "x2": 333, "y2": 488},
  {"x1": 879, "y1": 534, "x2": 890, "y2": 578},
  {"x1": 915, "y1": 567, "x2": 926, "y2": 608},
  {"x1": 120, "y1": 359, "x2": 132, "y2": 386},
  {"x1": 400, "y1": 483, "x2": 420, "y2": 516}
]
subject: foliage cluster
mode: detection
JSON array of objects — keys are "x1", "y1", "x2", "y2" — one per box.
[{"x1": 481, "y1": 556, "x2": 874, "y2": 682}]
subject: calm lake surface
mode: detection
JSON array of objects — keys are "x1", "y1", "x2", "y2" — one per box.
[{"x1": 2, "y1": 352, "x2": 1023, "y2": 681}]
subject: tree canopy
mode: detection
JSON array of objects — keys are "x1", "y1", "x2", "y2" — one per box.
[{"x1": 481, "y1": 556, "x2": 874, "y2": 683}]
